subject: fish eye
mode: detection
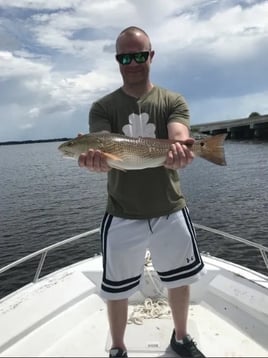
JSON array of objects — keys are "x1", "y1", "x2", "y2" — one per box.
[
  {"x1": 200, "y1": 141, "x2": 205, "y2": 147},
  {"x1": 67, "y1": 141, "x2": 73, "y2": 146}
]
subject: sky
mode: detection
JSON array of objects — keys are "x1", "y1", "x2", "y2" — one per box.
[{"x1": 0, "y1": 0, "x2": 268, "y2": 141}]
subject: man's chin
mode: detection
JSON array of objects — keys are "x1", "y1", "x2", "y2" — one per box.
[{"x1": 125, "y1": 75, "x2": 145, "y2": 85}]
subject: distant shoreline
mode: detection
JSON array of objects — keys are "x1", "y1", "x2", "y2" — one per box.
[
  {"x1": 1, "y1": 134, "x2": 268, "y2": 146},
  {"x1": 0, "y1": 138, "x2": 72, "y2": 146}
]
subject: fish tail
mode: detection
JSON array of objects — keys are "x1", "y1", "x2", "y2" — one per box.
[{"x1": 195, "y1": 133, "x2": 227, "y2": 166}]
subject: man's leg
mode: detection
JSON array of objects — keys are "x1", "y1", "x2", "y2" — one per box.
[
  {"x1": 100, "y1": 215, "x2": 152, "y2": 355},
  {"x1": 108, "y1": 299, "x2": 128, "y2": 350},
  {"x1": 168, "y1": 285, "x2": 190, "y2": 339},
  {"x1": 168, "y1": 284, "x2": 206, "y2": 357}
]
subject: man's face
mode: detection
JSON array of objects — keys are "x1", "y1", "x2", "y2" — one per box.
[{"x1": 116, "y1": 32, "x2": 154, "y2": 87}]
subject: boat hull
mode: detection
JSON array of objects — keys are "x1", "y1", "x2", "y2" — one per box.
[{"x1": 0, "y1": 253, "x2": 267, "y2": 357}]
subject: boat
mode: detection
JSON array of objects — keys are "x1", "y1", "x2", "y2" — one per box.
[{"x1": 0, "y1": 224, "x2": 267, "y2": 357}]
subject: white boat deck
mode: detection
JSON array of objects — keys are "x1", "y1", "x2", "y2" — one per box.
[{"x1": 0, "y1": 254, "x2": 267, "y2": 357}]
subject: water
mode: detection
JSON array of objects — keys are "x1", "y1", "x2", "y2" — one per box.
[{"x1": 0, "y1": 140, "x2": 268, "y2": 298}]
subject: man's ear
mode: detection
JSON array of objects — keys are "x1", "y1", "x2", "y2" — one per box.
[{"x1": 150, "y1": 50, "x2": 155, "y2": 62}]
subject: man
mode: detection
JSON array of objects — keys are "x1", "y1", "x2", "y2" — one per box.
[{"x1": 79, "y1": 26, "x2": 206, "y2": 358}]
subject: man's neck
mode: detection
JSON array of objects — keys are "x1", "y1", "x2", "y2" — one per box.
[{"x1": 122, "y1": 82, "x2": 154, "y2": 99}]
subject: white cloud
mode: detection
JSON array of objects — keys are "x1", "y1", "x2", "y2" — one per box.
[
  {"x1": 0, "y1": 0, "x2": 268, "y2": 141},
  {"x1": 28, "y1": 107, "x2": 40, "y2": 118},
  {"x1": 0, "y1": 51, "x2": 51, "y2": 78},
  {"x1": 0, "y1": 0, "x2": 78, "y2": 9},
  {"x1": 152, "y1": 1, "x2": 268, "y2": 60},
  {"x1": 190, "y1": 90, "x2": 268, "y2": 124}
]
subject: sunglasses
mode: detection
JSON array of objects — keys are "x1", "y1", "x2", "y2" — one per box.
[{"x1": 116, "y1": 51, "x2": 150, "y2": 65}]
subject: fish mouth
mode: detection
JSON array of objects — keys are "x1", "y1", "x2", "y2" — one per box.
[{"x1": 59, "y1": 149, "x2": 76, "y2": 158}]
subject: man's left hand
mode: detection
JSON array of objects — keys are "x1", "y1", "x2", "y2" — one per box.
[{"x1": 164, "y1": 140, "x2": 195, "y2": 169}]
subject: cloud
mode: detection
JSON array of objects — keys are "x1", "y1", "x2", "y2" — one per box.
[
  {"x1": 190, "y1": 90, "x2": 268, "y2": 123},
  {"x1": 0, "y1": 0, "x2": 268, "y2": 140}
]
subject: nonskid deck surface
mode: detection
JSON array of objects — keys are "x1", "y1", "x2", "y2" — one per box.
[
  {"x1": 0, "y1": 255, "x2": 267, "y2": 357},
  {"x1": 1, "y1": 298, "x2": 267, "y2": 357},
  {"x1": 106, "y1": 303, "x2": 267, "y2": 358}
]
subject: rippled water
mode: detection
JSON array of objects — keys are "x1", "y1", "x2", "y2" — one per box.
[{"x1": 0, "y1": 139, "x2": 268, "y2": 298}]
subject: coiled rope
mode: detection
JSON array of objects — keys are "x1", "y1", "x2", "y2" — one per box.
[
  {"x1": 128, "y1": 251, "x2": 171, "y2": 325},
  {"x1": 128, "y1": 297, "x2": 171, "y2": 325}
]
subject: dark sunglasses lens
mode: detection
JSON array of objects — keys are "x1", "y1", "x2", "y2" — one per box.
[
  {"x1": 116, "y1": 54, "x2": 132, "y2": 65},
  {"x1": 116, "y1": 51, "x2": 150, "y2": 65},
  {"x1": 134, "y1": 52, "x2": 149, "y2": 63}
]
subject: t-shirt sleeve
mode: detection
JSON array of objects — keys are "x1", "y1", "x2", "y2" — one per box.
[
  {"x1": 167, "y1": 94, "x2": 190, "y2": 129},
  {"x1": 88, "y1": 101, "x2": 112, "y2": 133}
]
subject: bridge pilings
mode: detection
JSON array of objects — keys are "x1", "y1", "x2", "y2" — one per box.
[{"x1": 192, "y1": 115, "x2": 268, "y2": 140}]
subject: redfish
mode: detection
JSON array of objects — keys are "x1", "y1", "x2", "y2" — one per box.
[{"x1": 58, "y1": 132, "x2": 227, "y2": 170}]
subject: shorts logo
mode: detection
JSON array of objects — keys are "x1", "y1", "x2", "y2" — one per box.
[{"x1": 186, "y1": 256, "x2": 194, "y2": 263}]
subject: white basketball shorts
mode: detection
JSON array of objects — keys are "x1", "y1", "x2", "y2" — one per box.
[{"x1": 100, "y1": 207, "x2": 205, "y2": 300}]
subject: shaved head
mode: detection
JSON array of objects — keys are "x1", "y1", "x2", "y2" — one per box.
[
  {"x1": 116, "y1": 26, "x2": 152, "y2": 53},
  {"x1": 114, "y1": 26, "x2": 154, "y2": 94}
]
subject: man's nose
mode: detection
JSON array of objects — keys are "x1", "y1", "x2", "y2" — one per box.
[{"x1": 128, "y1": 58, "x2": 139, "y2": 66}]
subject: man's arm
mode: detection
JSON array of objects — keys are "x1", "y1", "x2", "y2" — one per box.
[
  {"x1": 164, "y1": 122, "x2": 195, "y2": 170},
  {"x1": 78, "y1": 101, "x2": 111, "y2": 172}
]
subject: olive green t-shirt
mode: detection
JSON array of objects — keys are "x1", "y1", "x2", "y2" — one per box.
[{"x1": 89, "y1": 86, "x2": 190, "y2": 219}]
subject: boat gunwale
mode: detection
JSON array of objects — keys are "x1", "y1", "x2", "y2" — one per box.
[{"x1": 0, "y1": 224, "x2": 267, "y2": 287}]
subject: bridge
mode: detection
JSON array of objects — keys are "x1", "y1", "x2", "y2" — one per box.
[{"x1": 191, "y1": 113, "x2": 268, "y2": 139}]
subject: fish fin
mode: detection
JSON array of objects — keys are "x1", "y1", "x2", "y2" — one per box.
[
  {"x1": 102, "y1": 152, "x2": 126, "y2": 172},
  {"x1": 196, "y1": 133, "x2": 227, "y2": 166},
  {"x1": 102, "y1": 152, "x2": 123, "y2": 162},
  {"x1": 109, "y1": 164, "x2": 127, "y2": 172}
]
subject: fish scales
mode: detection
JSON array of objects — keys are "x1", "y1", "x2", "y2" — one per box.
[
  {"x1": 97, "y1": 135, "x2": 173, "y2": 169},
  {"x1": 58, "y1": 132, "x2": 227, "y2": 169},
  {"x1": 102, "y1": 136, "x2": 170, "y2": 158}
]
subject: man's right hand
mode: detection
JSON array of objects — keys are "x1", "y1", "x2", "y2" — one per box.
[
  {"x1": 78, "y1": 149, "x2": 111, "y2": 172},
  {"x1": 76, "y1": 132, "x2": 111, "y2": 172}
]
